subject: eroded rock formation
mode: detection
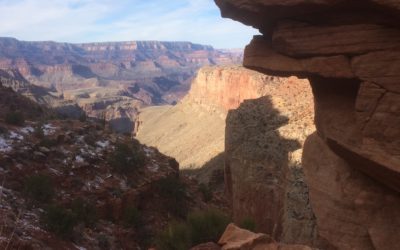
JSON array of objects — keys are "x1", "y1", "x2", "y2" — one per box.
[
  {"x1": 136, "y1": 66, "x2": 304, "y2": 171},
  {"x1": 215, "y1": 0, "x2": 400, "y2": 249},
  {"x1": 0, "y1": 38, "x2": 241, "y2": 104}
]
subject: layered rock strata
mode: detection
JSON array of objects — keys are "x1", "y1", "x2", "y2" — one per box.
[
  {"x1": 215, "y1": 0, "x2": 400, "y2": 249},
  {"x1": 225, "y1": 76, "x2": 315, "y2": 244},
  {"x1": 136, "y1": 66, "x2": 306, "y2": 171},
  {"x1": 0, "y1": 38, "x2": 242, "y2": 104}
]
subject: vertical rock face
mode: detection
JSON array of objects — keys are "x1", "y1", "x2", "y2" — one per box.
[
  {"x1": 215, "y1": 0, "x2": 400, "y2": 249},
  {"x1": 136, "y1": 66, "x2": 287, "y2": 169},
  {"x1": 225, "y1": 77, "x2": 316, "y2": 244}
]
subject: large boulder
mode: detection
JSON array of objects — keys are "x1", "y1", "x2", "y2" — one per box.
[{"x1": 216, "y1": 0, "x2": 400, "y2": 249}]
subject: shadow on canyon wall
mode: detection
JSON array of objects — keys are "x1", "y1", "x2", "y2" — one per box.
[
  {"x1": 184, "y1": 95, "x2": 316, "y2": 244},
  {"x1": 224, "y1": 95, "x2": 316, "y2": 244}
]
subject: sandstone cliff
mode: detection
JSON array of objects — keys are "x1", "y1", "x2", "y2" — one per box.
[
  {"x1": 135, "y1": 66, "x2": 299, "y2": 171},
  {"x1": 225, "y1": 73, "x2": 315, "y2": 245},
  {"x1": 216, "y1": 0, "x2": 400, "y2": 249}
]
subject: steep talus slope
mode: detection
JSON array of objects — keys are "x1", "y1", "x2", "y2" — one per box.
[
  {"x1": 216, "y1": 0, "x2": 400, "y2": 249},
  {"x1": 135, "y1": 66, "x2": 299, "y2": 171},
  {"x1": 0, "y1": 85, "x2": 224, "y2": 249}
]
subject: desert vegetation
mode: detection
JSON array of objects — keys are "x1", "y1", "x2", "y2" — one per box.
[
  {"x1": 155, "y1": 209, "x2": 230, "y2": 250},
  {"x1": 5, "y1": 111, "x2": 25, "y2": 126},
  {"x1": 108, "y1": 141, "x2": 146, "y2": 174}
]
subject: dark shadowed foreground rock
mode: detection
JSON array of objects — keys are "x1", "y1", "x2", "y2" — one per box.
[{"x1": 215, "y1": 0, "x2": 400, "y2": 249}]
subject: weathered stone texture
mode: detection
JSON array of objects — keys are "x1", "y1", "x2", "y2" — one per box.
[{"x1": 216, "y1": 0, "x2": 400, "y2": 249}]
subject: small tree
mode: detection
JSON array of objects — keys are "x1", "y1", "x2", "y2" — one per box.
[
  {"x1": 155, "y1": 209, "x2": 230, "y2": 250},
  {"x1": 187, "y1": 209, "x2": 230, "y2": 245},
  {"x1": 70, "y1": 198, "x2": 97, "y2": 227},
  {"x1": 155, "y1": 222, "x2": 191, "y2": 250},
  {"x1": 24, "y1": 174, "x2": 54, "y2": 204},
  {"x1": 108, "y1": 142, "x2": 146, "y2": 174},
  {"x1": 122, "y1": 206, "x2": 142, "y2": 228},
  {"x1": 41, "y1": 204, "x2": 77, "y2": 238},
  {"x1": 155, "y1": 176, "x2": 188, "y2": 218},
  {"x1": 5, "y1": 111, "x2": 25, "y2": 126}
]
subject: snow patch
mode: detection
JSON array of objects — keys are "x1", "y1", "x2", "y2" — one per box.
[
  {"x1": 148, "y1": 164, "x2": 160, "y2": 172},
  {"x1": 20, "y1": 126, "x2": 34, "y2": 134},
  {"x1": 43, "y1": 124, "x2": 57, "y2": 136},
  {"x1": 0, "y1": 137, "x2": 12, "y2": 152},
  {"x1": 75, "y1": 155, "x2": 85, "y2": 163},
  {"x1": 96, "y1": 140, "x2": 109, "y2": 148},
  {"x1": 73, "y1": 244, "x2": 87, "y2": 250},
  {"x1": 9, "y1": 131, "x2": 24, "y2": 140}
]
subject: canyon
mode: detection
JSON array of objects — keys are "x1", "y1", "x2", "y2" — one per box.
[
  {"x1": 135, "y1": 66, "x2": 291, "y2": 170},
  {"x1": 136, "y1": 64, "x2": 317, "y2": 245},
  {"x1": 1, "y1": 0, "x2": 399, "y2": 248},
  {"x1": 0, "y1": 37, "x2": 241, "y2": 132},
  {"x1": 215, "y1": 0, "x2": 400, "y2": 249}
]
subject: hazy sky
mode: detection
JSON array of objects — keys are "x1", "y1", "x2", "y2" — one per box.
[{"x1": 0, "y1": 0, "x2": 259, "y2": 48}]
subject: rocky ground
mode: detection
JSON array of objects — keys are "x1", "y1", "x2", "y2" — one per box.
[{"x1": 0, "y1": 82, "x2": 229, "y2": 249}]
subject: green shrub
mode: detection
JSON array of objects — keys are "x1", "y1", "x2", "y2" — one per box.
[
  {"x1": 70, "y1": 198, "x2": 97, "y2": 227},
  {"x1": 155, "y1": 176, "x2": 188, "y2": 218},
  {"x1": 97, "y1": 234, "x2": 110, "y2": 250},
  {"x1": 187, "y1": 210, "x2": 230, "y2": 245},
  {"x1": 5, "y1": 111, "x2": 25, "y2": 126},
  {"x1": 123, "y1": 206, "x2": 142, "y2": 228},
  {"x1": 78, "y1": 113, "x2": 87, "y2": 122},
  {"x1": 155, "y1": 210, "x2": 230, "y2": 250},
  {"x1": 41, "y1": 204, "x2": 77, "y2": 238},
  {"x1": 0, "y1": 125, "x2": 8, "y2": 134},
  {"x1": 34, "y1": 123, "x2": 44, "y2": 139},
  {"x1": 198, "y1": 183, "x2": 213, "y2": 202},
  {"x1": 155, "y1": 222, "x2": 191, "y2": 250},
  {"x1": 39, "y1": 138, "x2": 58, "y2": 148},
  {"x1": 240, "y1": 217, "x2": 256, "y2": 232},
  {"x1": 24, "y1": 174, "x2": 54, "y2": 204},
  {"x1": 108, "y1": 142, "x2": 146, "y2": 174}
]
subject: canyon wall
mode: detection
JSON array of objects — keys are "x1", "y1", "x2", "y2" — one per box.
[
  {"x1": 0, "y1": 38, "x2": 241, "y2": 103},
  {"x1": 0, "y1": 38, "x2": 242, "y2": 133},
  {"x1": 225, "y1": 72, "x2": 316, "y2": 245},
  {"x1": 136, "y1": 66, "x2": 302, "y2": 172},
  {"x1": 215, "y1": 0, "x2": 400, "y2": 249}
]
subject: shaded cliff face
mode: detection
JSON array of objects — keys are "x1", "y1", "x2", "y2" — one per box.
[
  {"x1": 136, "y1": 66, "x2": 292, "y2": 171},
  {"x1": 225, "y1": 77, "x2": 316, "y2": 245},
  {"x1": 216, "y1": 0, "x2": 400, "y2": 249}
]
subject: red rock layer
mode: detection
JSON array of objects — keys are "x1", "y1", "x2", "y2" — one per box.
[{"x1": 215, "y1": 0, "x2": 400, "y2": 249}]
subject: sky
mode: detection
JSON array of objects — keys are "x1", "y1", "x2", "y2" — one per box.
[{"x1": 0, "y1": 0, "x2": 259, "y2": 49}]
